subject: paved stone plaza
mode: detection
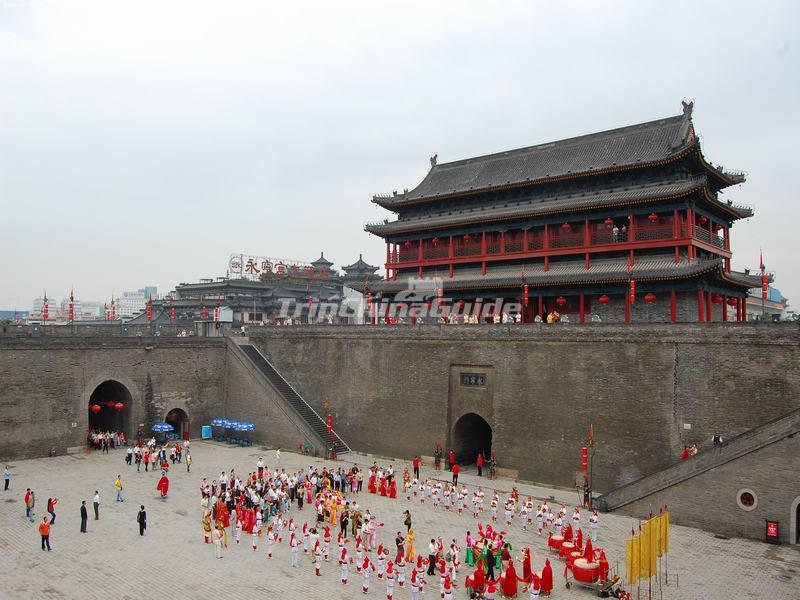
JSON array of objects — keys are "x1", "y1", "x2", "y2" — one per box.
[{"x1": 1, "y1": 442, "x2": 797, "y2": 599}]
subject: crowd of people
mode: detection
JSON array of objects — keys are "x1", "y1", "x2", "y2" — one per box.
[
  {"x1": 195, "y1": 450, "x2": 611, "y2": 598},
  {"x1": 87, "y1": 430, "x2": 126, "y2": 451}
]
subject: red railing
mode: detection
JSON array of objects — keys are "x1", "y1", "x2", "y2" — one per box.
[{"x1": 389, "y1": 217, "x2": 723, "y2": 267}]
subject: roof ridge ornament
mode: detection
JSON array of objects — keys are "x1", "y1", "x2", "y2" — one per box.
[
  {"x1": 681, "y1": 99, "x2": 694, "y2": 119},
  {"x1": 430, "y1": 153, "x2": 438, "y2": 168}
]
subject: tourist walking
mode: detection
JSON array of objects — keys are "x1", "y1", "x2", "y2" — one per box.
[
  {"x1": 412, "y1": 455, "x2": 420, "y2": 479},
  {"x1": 39, "y1": 516, "x2": 51, "y2": 551},
  {"x1": 404, "y1": 509, "x2": 412, "y2": 532},
  {"x1": 47, "y1": 497, "x2": 58, "y2": 525},
  {"x1": 3, "y1": 465, "x2": 10, "y2": 490},
  {"x1": 476, "y1": 453, "x2": 484, "y2": 477},
  {"x1": 115, "y1": 475, "x2": 124, "y2": 502},
  {"x1": 93, "y1": 490, "x2": 100, "y2": 520},
  {"x1": 452, "y1": 463, "x2": 460, "y2": 486},
  {"x1": 25, "y1": 489, "x2": 35, "y2": 522},
  {"x1": 137, "y1": 505, "x2": 147, "y2": 536},
  {"x1": 186, "y1": 452, "x2": 192, "y2": 472},
  {"x1": 80, "y1": 501, "x2": 88, "y2": 533}
]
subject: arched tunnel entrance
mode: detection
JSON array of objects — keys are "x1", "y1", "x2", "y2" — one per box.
[
  {"x1": 165, "y1": 408, "x2": 190, "y2": 441},
  {"x1": 452, "y1": 412, "x2": 492, "y2": 465},
  {"x1": 88, "y1": 380, "x2": 133, "y2": 437}
]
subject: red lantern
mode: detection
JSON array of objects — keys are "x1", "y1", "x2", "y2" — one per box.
[
  {"x1": 648, "y1": 213, "x2": 658, "y2": 223},
  {"x1": 727, "y1": 298, "x2": 738, "y2": 307},
  {"x1": 629, "y1": 280, "x2": 636, "y2": 303},
  {"x1": 698, "y1": 216, "x2": 708, "y2": 225},
  {"x1": 432, "y1": 237, "x2": 440, "y2": 246},
  {"x1": 90, "y1": 404, "x2": 101, "y2": 414},
  {"x1": 366, "y1": 292, "x2": 373, "y2": 309},
  {"x1": 214, "y1": 305, "x2": 220, "y2": 321},
  {"x1": 457, "y1": 300, "x2": 465, "y2": 309},
  {"x1": 523, "y1": 284, "x2": 529, "y2": 307},
  {"x1": 201, "y1": 305, "x2": 208, "y2": 320},
  {"x1": 170, "y1": 306, "x2": 176, "y2": 322},
  {"x1": 463, "y1": 234, "x2": 471, "y2": 242},
  {"x1": 598, "y1": 294, "x2": 611, "y2": 305},
  {"x1": 114, "y1": 402, "x2": 124, "y2": 411},
  {"x1": 581, "y1": 446, "x2": 588, "y2": 472},
  {"x1": 713, "y1": 223, "x2": 723, "y2": 232},
  {"x1": 603, "y1": 218, "x2": 613, "y2": 227},
  {"x1": 556, "y1": 296, "x2": 567, "y2": 307},
  {"x1": 644, "y1": 292, "x2": 656, "y2": 303},
  {"x1": 404, "y1": 241, "x2": 411, "y2": 248},
  {"x1": 561, "y1": 222, "x2": 571, "y2": 231},
  {"x1": 326, "y1": 414, "x2": 333, "y2": 433},
  {"x1": 711, "y1": 294, "x2": 723, "y2": 304}
]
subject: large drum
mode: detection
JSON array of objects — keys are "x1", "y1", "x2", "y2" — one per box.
[
  {"x1": 560, "y1": 541, "x2": 575, "y2": 559},
  {"x1": 572, "y1": 558, "x2": 600, "y2": 584},
  {"x1": 548, "y1": 534, "x2": 564, "y2": 551}
]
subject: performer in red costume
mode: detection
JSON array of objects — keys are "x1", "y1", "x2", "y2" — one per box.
[
  {"x1": 540, "y1": 559, "x2": 553, "y2": 596},
  {"x1": 500, "y1": 557, "x2": 520, "y2": 597},
  {"x1": 156, "y1": 472, "x2": 170, "y2": 498}
]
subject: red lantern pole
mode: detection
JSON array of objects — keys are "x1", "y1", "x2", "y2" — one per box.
[{"x1": 68, "y1": 288, "x2": 74, "y2": 322}]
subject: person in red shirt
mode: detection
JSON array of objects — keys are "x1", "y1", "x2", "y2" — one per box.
[
  {"x1": 680, "y1": 446, "x2": 689, "y2": 460},
  {"x1": 452, "y1": 463, "x2": 460, "y2": 486},
  {"x1": 448, "y1": 450, "x2": 456, "y2": 470},
  {"x1": 412, "y1": 456, "x2": 420, "y2": 479},
  {"x1": 476, "y1": 453, "x2": 484, "y2": 477},
  {"x1": 39, "y1": 517, "x2": 51, "y2": 551}
]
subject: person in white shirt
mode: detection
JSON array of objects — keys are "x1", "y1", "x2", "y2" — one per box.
[{"x1": 589, "y1": 510, "x2": 599, "y2": 542}]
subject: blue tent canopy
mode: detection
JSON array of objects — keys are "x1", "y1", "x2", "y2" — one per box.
[{"x1": 151, "y1": 422, "x2": 173, "y2": 432}]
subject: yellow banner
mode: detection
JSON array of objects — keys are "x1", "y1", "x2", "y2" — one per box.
[
  {"x1": 626, "y1": 538, "x2": 638, "y2": 585},
  {"x1": 660, "y1": 512, "x2": 670, "y2": 556}
]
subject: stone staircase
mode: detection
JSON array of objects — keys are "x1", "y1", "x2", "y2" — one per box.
[
  {"x1": 600, "y1": 406, "x2": 800, "y2": 511},
  {"x1": 237, "y1": 343, "x2": 350, "y2": 456}
]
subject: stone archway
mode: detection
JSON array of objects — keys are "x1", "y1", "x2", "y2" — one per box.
[
  {"x1": 452, "y1": 412, "x2": 492, "y2": 465},
  {"x1": 165, "y1": 408, "x2": 190, "y2": 441},
  {"x1": 791, "y1": 496, "x2": 800, "y2": 545},
  {"x1": 88, "y1": 380, "x2": 133, "y2": 437}
]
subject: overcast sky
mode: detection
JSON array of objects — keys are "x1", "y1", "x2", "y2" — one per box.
[{"x1": 1, "y1": 1, "x2": 798, "y2": 310}]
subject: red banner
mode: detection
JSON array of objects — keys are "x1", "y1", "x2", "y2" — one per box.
[
  {"x1": 761, "y1": 275, "x2": 768, "y2": 300},
  {"x1": 171, "y1": 307, "x2": 176, "y2": 322},
  {"x1": 214, "y1": 306, "x2": 220, "y2": 321},
  {"x1": 629, "y1": 280, "x2": 636, "y2": 303},
  {"x1": 523, "y1": 284, "x2": 529, "y2": 307}
]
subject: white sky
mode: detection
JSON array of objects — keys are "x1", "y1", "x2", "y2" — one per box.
[{"x1": 1, "y1": 0, "x2": 798, "y2": 309}]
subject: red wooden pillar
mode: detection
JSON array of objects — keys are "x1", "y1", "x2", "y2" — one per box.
[
  {"x1": 742, "y1": 297, "x2": 748, "y2": 321},
  {"x1": 448, "y1": 235, "x2": 454, "y2": 278},
  {"x1": 500, "y1": 231, "x2": 505, "y2": 255},
  {"x1": 706, "y1": 292, "x2": 713, "y2": 323},
  {"x1": 585, "y1": 218, "x2": 591, "y2": 269},
  {"x1": 673, "y1": 209, "x2": 680, "y2": 264},
  {"x1": 628, "y1": 214, "x2": 635, "y2": 241},
  {"x1": 736, "y1": 298, "x2": 742, "y2": 321},
  {"x1": 481, "y1": 232, "x2": 487, "y2": 276},
  {"x1": 624, "y1": 291, "x2": 631, "y2": 323},
  {"x1": 579, "y1": 293, "x2": 585, "y2": 324},
  {"x1": 544, "y1": 224, "x2": 549, "y2": 272},
  {"x1": 538, "y1": 295, "x2": 543, "y2": 319},
  {"x1": 697, "y1": 290, "x2": 705, "y2": 322},
  {"x1": 722, "y1": 295, "x2": 728, "y2": 321},
  {"x1": 670, "y1": 290, "x2": 677, "y2": 323},
  {"x1": 523, "y1": 228, "x2": 529, "y2": 253},
  {"x1": 385, "y1": 242, "x2": 390, "y2": 280}
]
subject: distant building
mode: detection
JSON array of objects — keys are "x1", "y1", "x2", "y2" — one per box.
[
  {"x1": 746, "y1": 283, "x2": 788, "y2": 321},
  {"x1": 129, "y1": 254, "x2": 372, "y2": 325}
]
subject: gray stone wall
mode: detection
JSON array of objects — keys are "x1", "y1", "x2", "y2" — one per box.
[
  {"x1": 249, "y1": 323, "x2": 800, "y2": 492},
  {"x1": 0, "y1": 338, "x2": 226, "y2": 461},
  {"x1": 618, "y1": 433, "x2": 800, "y2": 545}
]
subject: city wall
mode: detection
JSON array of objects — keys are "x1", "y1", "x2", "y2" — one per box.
[
  {"x1": 247, "y1": 323, "x2": 800, "y2": 491},
  {"x1": 1, "y1": 323, "x2": 798, "y2": 495}
]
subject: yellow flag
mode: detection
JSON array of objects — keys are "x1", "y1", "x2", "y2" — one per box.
[
  {"x1": 626, "y1": 538, "x2": 638, "y2": 584},
  {"x1": 661, "y1": 512, "x2": 670, "y2": 555},
  {"x1": 648, "y1": 519, "x2": 658, "y2": 576},
  {"x1": 638, "y1": 526, "x2": 650, "y2": 579}
]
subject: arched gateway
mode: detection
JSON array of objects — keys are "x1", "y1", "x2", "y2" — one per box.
[
  {"x1": 452, "y1": 412, "x2": 492, "y2": 465},
  {"x1": 165, "y1": 408, "x2": 190, "y2": 440},
  {"x1": 88, "y1": 380, "x2": 133, "y2": 437}
]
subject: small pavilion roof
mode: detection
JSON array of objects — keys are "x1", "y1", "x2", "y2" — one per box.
[
  {"x1": 341, "y1": 254, "x2": 379, "y2": 274},
  {"x1": 311, "y1": 252, "x2": 334, "y2": 268}
]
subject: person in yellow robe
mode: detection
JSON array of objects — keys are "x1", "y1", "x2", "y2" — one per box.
[{"x1": 405, "y1": 529, "x2": 416, "y2": 561}]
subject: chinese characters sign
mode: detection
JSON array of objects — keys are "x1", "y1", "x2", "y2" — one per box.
[
  {"x1": 460, "y1": 373, "x2": 487, "y2": 387},
  {"x1": 228, "y1": 254, "x2": 331, "y2": 281}
]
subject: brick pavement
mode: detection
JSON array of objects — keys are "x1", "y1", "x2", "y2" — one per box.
[{"x1": 0, "y1": 443, "x2": 797, "y2": 599}]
